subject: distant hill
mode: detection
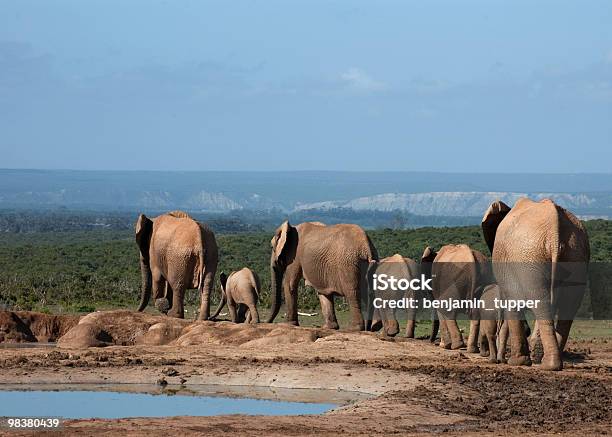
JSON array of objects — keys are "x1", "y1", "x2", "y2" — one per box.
[{"x1": 1, "y1": 169, "x2": 611, "y2": 219}]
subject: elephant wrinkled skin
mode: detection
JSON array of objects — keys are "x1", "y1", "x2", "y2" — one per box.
[
  {"x1": 482, "y1": 198, "x2": 590, "y2": 371},
  {"x1": 421, "y1": 244, "x2": 494, "y2": 352},
  {"x1": 136, "y1": 211, "x2": 218, "y2": 320},
  {"x1": 211, "y1": 268, "x2": 261, "y2": 324},
  {"x1": 267, "y1": 221, "x2": 378, "y2": 331}
]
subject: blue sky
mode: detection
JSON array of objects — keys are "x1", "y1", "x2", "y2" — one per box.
[{"x1": 1, "y1": 0, "x2": 611, "y2": 172}]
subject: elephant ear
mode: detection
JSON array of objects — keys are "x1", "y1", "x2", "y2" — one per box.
[
  {"x1": 135, "y1": 214, "x2": 153, "y2": 260},
  {"x1": 421, "y1": 246, "x2": 437, "y2": 264},
  {"x1": 420, "y1": 246, "x2": 437, "y2": 279},
  {"x1": 481, "y1": 200, "x2": 511, "y2": 255},
  {"x1": 273, "y1": 221, "x2": 292, "y2": 263}
]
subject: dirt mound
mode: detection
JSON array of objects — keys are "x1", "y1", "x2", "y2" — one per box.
[
  {"x1": 0, "y1": 311, "x2": 79, "y2": 343},
  {"x1": 57, "y1": 311, "x2": 332, "y2": 349},
  {"x1": 136, "y1": 320, "x2": 191, "y2": 346},
  {"x1": 15, "y1": 311, "x2": 79, "y2": 342},
  {"x1": 0, "y1": 311, "x2": 36, "y2": 343},
  {"x1": 174, "y1": 322, "x2": 329, "y2": 347},
  {"x1": 58, "y1": 310, "x2": 191, "y2": 348}
]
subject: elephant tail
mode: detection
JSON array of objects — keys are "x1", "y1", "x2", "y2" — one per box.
[
  {"x1": 197, "y1": 223, "x2": 219, "y2": 321},
  {"x1": 366, "y1": 234, "x2": 379, "y2": 261},
  {"x1": 137, "y1": 256, "x2": 152, "y2": 312},
  {"x1": 252, "y1": 271, "x2": 261, "y2": 304},
  {"x1": 549, "y1": 208, "x2": 561, "y2": 313}
]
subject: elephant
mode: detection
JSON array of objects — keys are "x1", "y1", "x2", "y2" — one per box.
[
  {"x1": 475, "y1": 284, "x2": 502, "y2": 363},
  {"x1": 267, "y1": 221, "x2": 378, "y2": 331},
  {"x1": 135, "y1": 210, "x2": 218, "y2": 320},
  {"x1": 210, "y1": 268, "x2": 261, "y2": 324},
  {"x1": 481, "y1": 197, "x2": 590, "y2": 371},
  {"x1": 367, "y1": 254, "x2": 422, "y2": 338},
  {"x1": 421, "y1": 244, "x2": 494, "y2": 352}
]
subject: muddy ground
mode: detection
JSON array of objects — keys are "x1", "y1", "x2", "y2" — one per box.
[{"x1": 0, "y1": 310, "x2": 610, "y2": 436}]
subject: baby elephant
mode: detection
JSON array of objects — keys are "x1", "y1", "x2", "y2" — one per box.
[
  {"x1": 477, "y1": 284, "x2": 502, "y2": 363},
  {"x1": 211, "y1": 268, "x2": 260, "y2": 324}
]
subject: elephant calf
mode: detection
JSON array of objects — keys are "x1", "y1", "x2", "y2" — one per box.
[
  {"x1": 211, "y1": 268, "x2": 260, "y2": 324},
  {"x1": 476, "y1": 284, "x2": 502, "y2": 363}
]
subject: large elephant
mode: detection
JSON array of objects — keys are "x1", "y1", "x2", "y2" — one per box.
[
  {"x1": 267, "y1": 221, "x2": 378, "y2": 331},
  {"x1": 368, "y1": 254, "x2": 422, "y2": 338},
  {"x1": 135, "y1": 210, "x2": 218, "y2": 320},
  {"x1": 421, "y1": 244, "x2": 494, "y2": 352},
  {"x1": 482, "y1": 198, "x2": 590, "y2": 370},
  {"x1": 211, "y1": 268, "x2": 260, "y2": 324}
]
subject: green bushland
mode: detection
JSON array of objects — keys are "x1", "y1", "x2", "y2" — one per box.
[{"x1": 0, "y1": 221, "x2": 611, "y2": 315}]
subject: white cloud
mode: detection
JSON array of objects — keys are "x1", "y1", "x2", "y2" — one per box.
[
  {"x1": 605, "y1": 50, "x2": 612, "y2": 65},
  {"x1": 340, "y1": 68, "x2": 387, "y2": 92}
]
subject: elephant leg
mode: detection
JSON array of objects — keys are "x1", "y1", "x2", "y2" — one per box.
[
  {"x1": 529, "y1": 320, "x2": 544, "y2": 364},
  {"x1": 446, "y1": 318, "x2": 465, "y2": 350},
  {"x1": 507, "y1": 319, "x2": 531, "y2": 366},
  {"x1": 245, "y1": 309, "x2": 252, "y2": 324},
  {"x1": 479, "y1": 329, "x2": 489, "y2": 357},
  {"x1": 283, "y1": 270, "x2": 301, "y2": 325},
  {"x1": 467, "y1": 319, "x2": 480, "y2": 353},
  {"x1": 487, "y1": 330, "x2": 498, "y2": 364},
  {"x1": 405, "y1": 319, "x2": 416, "y2": 338},
  {"x1": 153, "y1": 277, "x2": 170, "y2": 314},
  {"x1": 319, "y1": 294, "x2": 339, "y2": 330},
  {"x1": 438, "y1": 317, "x2": 451, "y2": 349},
  {"x1": 247, "y1": 303, "x2": 259, "y2": 324},
  {"x1": 555, "y1": 319, "x2": 573, "y2": 352},
  {"x1": 228, "y1": 301, "x2": 238, "y2": 323},
  {"x1": 497, "y1": 320, "x2": 509, "y2": 363},
  {"x1": 538, "y1": 319, "x2": 562, "y2": 371},
  {"x1": 370, "y1": 308, "x2": 383, "y2": 332},
  {"x1": 167, "y1": 282, "x2": 186, "y2": 319},
  {"x1": 346, "y1": 290, "x2": 365, "y2": 332},
  {"x1": 164, "y1": 282, "x2": 173, "y2": 310},
  {"x1": 197, "y1": 269, "x2": 216, "y2": 321},
  {"x1": 429, "y1": 310, "x2": 439, "y2": 343},
  {"x1": 237, "y1": 304, "x2": 249, "y2": 323}
]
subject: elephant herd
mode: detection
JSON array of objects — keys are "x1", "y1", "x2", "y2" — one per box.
[{"x1": 135, "y1": 198, "x2": 590, "y2": 371}]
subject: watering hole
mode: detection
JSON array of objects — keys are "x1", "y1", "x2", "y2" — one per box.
[{"x1": 0, "y1": 384, "x2": 362, "y2": 419}]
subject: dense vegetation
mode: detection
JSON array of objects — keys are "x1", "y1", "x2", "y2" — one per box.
[{"x1": 1, "y1": 219, "x2": 610, "y2": 315}]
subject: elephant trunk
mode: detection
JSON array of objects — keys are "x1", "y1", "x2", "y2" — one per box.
[
  {"x1": 267, "y1": 265, "x2": 283, "y2": 323},
  {"x1": 210, "y1": 287, "x2": 227, "y2": 320},
  {"x1": 137, "y1": 256, "x2": 152, "y2": 312}
]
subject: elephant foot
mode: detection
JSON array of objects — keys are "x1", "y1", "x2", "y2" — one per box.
[
  {"x1": 467, "y1": 345, "x2": 479, "y2": 354},
  {"x1": 155, "y1": 298, "x2": 170, "y2": 314},
  {"x1": 323, "y1": 322, "x2": 340, "y2": 330},
  {"x1": 440, "y1": 341, "x2": 451, "y2": 350},
  {"x1": 488, "y1": 356, "x2": 499, "y2": 364},
  {"x1": 479, "y1": 349, "x2": 489, "y2": 357},
  {"x1": 497, "y1": 354, "x2": 507, "y2": 364},
  {"x1": 370, "y1": 320, "x2": 383, "y2": 332},
  {"x1": 508, "y1": 355, "x2": 532, "y2": 367},
  {"x1": 405, "y1": 331, "x2": 415, "y2": 339},
  {"x1": 540, "y1": 355, "x2": 563, "y2": 371},
  {"x1": 450, "y1": 340, "x2": 466, "y2": 350},
  {"x1": 168, "y1": 308, "x2": 184, "y2": 319},
  {"x1": 384, "y1": 329, "x2": 399, "y2": 337},
  {"x1": 280, "y1": 321, "x2": 299, "y2": 327},
  {"x1": 347, "y1": 323, "x2": 365, "y2": 332}
]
